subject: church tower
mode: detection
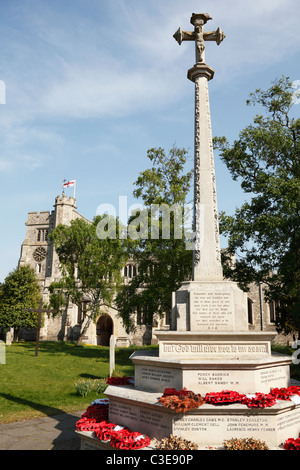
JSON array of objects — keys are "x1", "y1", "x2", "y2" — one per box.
[{"x1": 19, "y1": 194, "x2": 79, "y2": 283}]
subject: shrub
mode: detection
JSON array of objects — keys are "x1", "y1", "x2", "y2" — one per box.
[
  {"x1": 74, "y1": 377, "x2": 108, "y2": 397},
  {"x1": 74, "y1": 379, "x2": 95, "y2": 397},
  {"x1": 93, "y1": 378, "x2": 108, "y2": 395}
]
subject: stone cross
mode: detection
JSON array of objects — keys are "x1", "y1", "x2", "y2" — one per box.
[
  {"x1": 174, "y1": 13, "x2": 226, "y2": 282},
  {"x1": 25, "y1": 298, "x2": 55, "y2": 356},
  {"x1": 173, "y1": 13, "x2": 225, "y2": 66}
]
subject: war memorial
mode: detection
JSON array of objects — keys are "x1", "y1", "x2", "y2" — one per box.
[{"x1": 77, "y1": 13, "x2": 300, "y2": 451}]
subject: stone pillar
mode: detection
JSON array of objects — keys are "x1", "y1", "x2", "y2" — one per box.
[{"x1": 189, "y1": 65, "x2": 223, "y2": 282}]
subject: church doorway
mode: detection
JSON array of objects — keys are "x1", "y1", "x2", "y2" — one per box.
[{"x1": 96, "y1": 314, "x2": 113, "y2": 346}]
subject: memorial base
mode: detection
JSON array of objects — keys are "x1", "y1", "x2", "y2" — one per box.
[
  {"x1": 131, "y1": 339, "x2": 291, "y2": 395},
  {"x1": 105, "y1": 385, "x2": 300, "y2": 449}
]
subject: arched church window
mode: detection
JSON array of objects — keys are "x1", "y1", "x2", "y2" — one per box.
[
  {"x1": 124, "y1": 264, "x2": 137, "y2": 279},
  {"x1": 36, "y1": 229, "x2": 49, "y2": 242}
]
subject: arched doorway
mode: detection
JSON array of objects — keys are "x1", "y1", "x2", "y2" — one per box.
[{"x1": 96, "y1": 314, "x2": 113, "y2": 346}]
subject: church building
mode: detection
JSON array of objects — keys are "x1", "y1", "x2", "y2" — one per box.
[{"x1": 18, "y1": 193, "x2": 160, "y2": 346}]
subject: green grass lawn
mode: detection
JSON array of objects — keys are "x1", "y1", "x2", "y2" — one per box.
[
  {"x1": 1, "y1": 341, "x2": 299, "y2": 425},
  {"x1": 0, "y1": 341, "x2": 157, "y2": 424}
]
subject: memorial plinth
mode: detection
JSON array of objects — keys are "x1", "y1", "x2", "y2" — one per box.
[
  {"x1": 104, "y1": 13, "x2": 300, "y2": 449},
  {"x1": 105, "y1": 385, "x2": 300, "y2": 448}
]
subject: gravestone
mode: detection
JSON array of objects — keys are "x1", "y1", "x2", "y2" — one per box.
[
  {"x1": 91, "y1": 13, "x2": 300, "y2": 449},
  {"x1": 109, "y1": 335, "x2": 115, "y2": 377},
  {"x1": 5, "y1": 328, "x2": 13, "y2": 346},
  {"x1": 0, "y1": 340, "x2": 5, "y2": 364}
]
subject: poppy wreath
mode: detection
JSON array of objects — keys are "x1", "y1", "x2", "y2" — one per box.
[
  {"x1": 162, "y1": 388, "x2": 189, "y2": 397},
  {"x1": 159, "y1": 388, "x2": 204, "y2": 413},
  {"x1": 81, "y1": 403, "x2": 109, "y2": 421},
  {"x1": 94, "y1": 422, "x2": 130, "y2": 442},
  {"x1": 204, "y1": 390, "x2": 246, "y2": 405},
  {"x1": 76, "y1": 418, "x2": 107, "y2": 432},
  {"x1": 270, "y1": 386, "x2": 300, "y2": 401},
  {"x1": 284, "y1": 438, "x2": 300, "y2": 450},
  {"x1": 76, "y1": 402, "x2": 110, "y2": 431},
  {"x1": 106, "y1": 376, "x2": 133, "y2": 386},
  {"x1": 110, "y1": 432, "x2": 151, "y2": 450},
  {"x1": 241, "y1": 393, "x2": 277, "y2": 408}
]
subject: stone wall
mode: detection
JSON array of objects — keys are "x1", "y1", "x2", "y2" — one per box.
[{"x1": 247, "y1": 283, "x2": 296, "y2": 345}]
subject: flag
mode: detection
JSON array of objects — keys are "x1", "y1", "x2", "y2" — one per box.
[{"x1": 63, "y1": 179, "x2": 76, "y2": 189}]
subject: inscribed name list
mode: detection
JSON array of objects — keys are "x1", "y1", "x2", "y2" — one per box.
[{"x1": 190, "y1": 291, "x2": 234, "y2": 330}]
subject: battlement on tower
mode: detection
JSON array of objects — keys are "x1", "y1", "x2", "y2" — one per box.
[
  {"x1": 26, "y1": 211, "x2": 52, "y2": 226},
  {"x1": 55, "y1": 194, "x2": 76, "y2": 208}
]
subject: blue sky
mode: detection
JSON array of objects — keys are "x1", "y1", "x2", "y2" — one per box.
[{"x1": 0, "y1": 0, "x2": 299, "y2": 282}]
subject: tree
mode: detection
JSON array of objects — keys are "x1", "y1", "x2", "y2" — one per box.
[
  {"x1": 214, "y1": 76, "x2": 300, "y2": 336},
  {"x1": 48, "y1": 215, "x2": 129, "y2": 344},
  {"x1": 0, "y1": 265, "x2": 41, "y2": 340},
  {"x1": 115, "y1": 146, "x2": 193, "y2": 334}
]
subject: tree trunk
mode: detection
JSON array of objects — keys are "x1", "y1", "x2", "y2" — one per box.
[
  {"x1": 76, "y1": 314, "x2": 93, "y2": 345},
  {"x1": 13, "y1": 328, "x2": 19, "y2": 342}
]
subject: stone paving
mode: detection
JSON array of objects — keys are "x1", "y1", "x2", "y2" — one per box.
[{"x1": 0, "y1": 411, "x2": 83, "y2": 450}]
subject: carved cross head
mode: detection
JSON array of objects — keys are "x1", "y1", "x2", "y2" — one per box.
[{"x1": 173, "y1": 13, "x2": 226, "y2": 63}]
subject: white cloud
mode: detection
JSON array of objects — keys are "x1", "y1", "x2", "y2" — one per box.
[
  {"x1": 1, "y1": 0, "x2": 299, "y2": 128},
  {"x1": 0, "y1": 154, "x2": 43, "y2": 173}
]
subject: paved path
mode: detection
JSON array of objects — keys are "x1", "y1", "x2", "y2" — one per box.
[{"x1": 0, "y1": 412, "x2": 83, "y2": 450}]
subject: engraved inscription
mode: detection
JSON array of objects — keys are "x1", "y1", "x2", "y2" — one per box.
[
  {"x1": 260, "y1": 368, "x2": 287, "y2": 385},
  {"x1": 110, "y1": 403, "x2": 138, "y2": 421},
  {"x1": 190, "y1": 291, "x2": 233, "y2": 330},
  {"x1": 174, "y1": 415, "x2": 276, "y2": 434},
  {"x1": 197, "y1": 371, "x2": 236, "y2": 387},
  {"x1": 162, "y1": 342, "x2": 268, "y2": 357},
  {"x1": 140, "y1": 367, "x2": 174, "y2": 384},
  {"x1": 277, "y1": 410, "x2": 300, "y2": 431},
  {"x1": 110, "y1": 402, "x2": 170, "y2": 434}
]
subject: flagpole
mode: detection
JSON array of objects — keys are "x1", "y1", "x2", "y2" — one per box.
[{"x1": 74, "y1": 180, "x2": 76, "y2": 200}]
